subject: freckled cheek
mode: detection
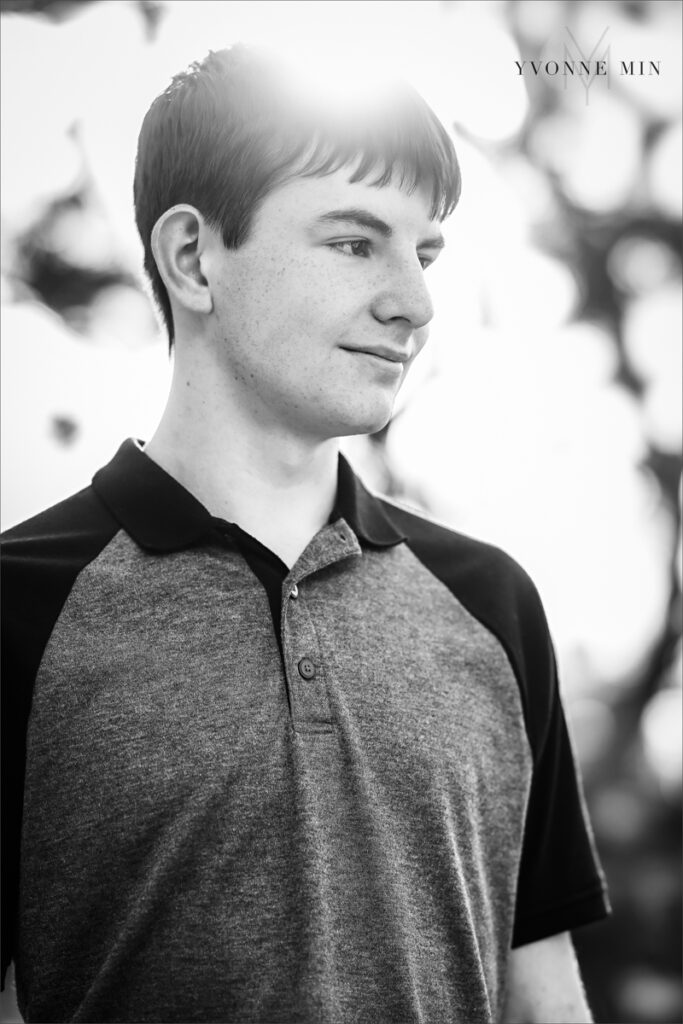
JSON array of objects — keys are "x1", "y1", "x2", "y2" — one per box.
[
  {"x1": 217, "y1": 255, "x2": 352, "y2": 352},
  {"x1": 248, "y1": 261, "x2": 324, "y2": 315}
]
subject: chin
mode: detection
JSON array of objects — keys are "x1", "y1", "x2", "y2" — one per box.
[
  {"x1": 334, "y1": 405, "x2": 395, "y2": 439},
  {"x1": 308, "y1": 389, "x2": 398, "y2": 441}
]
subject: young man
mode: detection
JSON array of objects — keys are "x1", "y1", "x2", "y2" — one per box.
[{"x1": 1, "y1": 45, "x2": 609, "y2": 1023}]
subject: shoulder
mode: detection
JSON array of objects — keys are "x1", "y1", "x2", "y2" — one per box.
[
  {"x1": 380, "y1": 497, "x2": 546, "y2": 626},
  {"x1": 1, "y1": 485, "x2": 121, "y2": 664},
  {"x1": 1, "y1": 484, "x2": 118, "y2": 567},
  {"x1": 380, "y1": 498, "x2": 557, "y2": 743}
]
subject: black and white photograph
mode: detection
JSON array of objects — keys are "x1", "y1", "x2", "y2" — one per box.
[{"x1": 1, "y1": 2, "x2": 681, "y2": 1022}]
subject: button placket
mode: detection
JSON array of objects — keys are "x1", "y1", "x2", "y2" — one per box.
[
  {"x1": 279, "y1": 527, "x2": 362, "y2": 733},
  {"x1": 280, "y1": 577, "x2": 333, "y2": 732}
]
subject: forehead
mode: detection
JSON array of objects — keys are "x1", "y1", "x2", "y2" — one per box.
[{"x1": 255, "y1": 169, "x2": 440, "y2": 237}]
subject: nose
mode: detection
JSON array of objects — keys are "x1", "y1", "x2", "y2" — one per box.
[{"x1": 371, "y1": 254, "x2": 435, "y2": 330}]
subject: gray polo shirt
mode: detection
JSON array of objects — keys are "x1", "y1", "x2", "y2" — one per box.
[{"x1": 1, "y1": 440, "x2": 609, "y2": 1023}]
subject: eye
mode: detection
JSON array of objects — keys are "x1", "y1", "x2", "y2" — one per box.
[{"x1": 330, "y1": 239, "x2": 371, "y2": 258}]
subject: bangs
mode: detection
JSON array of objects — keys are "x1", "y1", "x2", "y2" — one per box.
[{"x1": 269, "y1": 85, "x2": 461, "y2": 222}]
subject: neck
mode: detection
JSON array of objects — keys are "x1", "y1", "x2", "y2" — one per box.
[{"x1": 144, "y1": 348, "x2": 340, "y2": 568}]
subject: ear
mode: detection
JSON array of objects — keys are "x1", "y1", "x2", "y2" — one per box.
[{"x1": 151, "y1": 205, "x2": 214, "y2": 320}]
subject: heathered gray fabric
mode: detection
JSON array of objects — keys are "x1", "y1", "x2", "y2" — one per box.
[{"x1": 18, "y1": 519, "x2": 531, "y2": 1023}]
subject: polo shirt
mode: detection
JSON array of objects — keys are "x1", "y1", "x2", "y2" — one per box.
[{"x1": 1, "y1": 439, "x2": 610, "y2": 1023}]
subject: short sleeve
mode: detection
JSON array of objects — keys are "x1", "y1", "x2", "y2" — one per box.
[{"x1": 510, "y1": 592, "x2": 610, "y2": 946}]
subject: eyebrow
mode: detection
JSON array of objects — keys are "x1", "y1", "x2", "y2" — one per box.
[{"x1": 315, "y1": 207, "x2": 446, "y2": 250}]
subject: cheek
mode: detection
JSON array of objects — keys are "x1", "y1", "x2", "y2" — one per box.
[
  {"x1": 231, "y1": 256, "x2": 329, "y2": 328},
  {"x1": 214, "y1": 248, "x2": 359, "y2": 369}
]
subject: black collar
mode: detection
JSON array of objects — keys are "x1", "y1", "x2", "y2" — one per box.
[{"x1": 92, "y1": 439, "x2": 405, "y2": 553}]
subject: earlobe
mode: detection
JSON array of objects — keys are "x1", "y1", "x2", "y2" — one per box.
[{"x1": 151, "y1": 205, "x2": 214, "y2": 320}]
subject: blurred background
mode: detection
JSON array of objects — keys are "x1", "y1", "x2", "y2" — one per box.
[{"x1": 1, "y1": 1, "x2": 681, "y2": 1021}]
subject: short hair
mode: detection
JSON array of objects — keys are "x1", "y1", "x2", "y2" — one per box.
[{"x1": 133, "y1": 45, "x2": 462, "y2": 346}]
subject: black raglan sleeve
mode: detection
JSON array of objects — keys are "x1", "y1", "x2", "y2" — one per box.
[
  {"x1": 1, "y1": 488, "x2": 120, "y2": 988},
  {"x1": 501, "y1": 568, "x2": 610, "y2": 946}
]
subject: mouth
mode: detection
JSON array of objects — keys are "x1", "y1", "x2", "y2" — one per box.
[{"x1": 340, "y1": 346, "x2": 410, "y2": 366}]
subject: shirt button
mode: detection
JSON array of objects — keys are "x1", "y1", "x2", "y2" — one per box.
[
  {"x1": 290, "y1": 583, "x2": 299, "y2": 599},
  {"x1": 298, "y1": 657, "x2": 316, "y2": 680}
]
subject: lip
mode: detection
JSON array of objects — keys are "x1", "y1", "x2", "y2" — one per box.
[{"x1": 341, "y1": 346, "x2": 410, "y2": 365}]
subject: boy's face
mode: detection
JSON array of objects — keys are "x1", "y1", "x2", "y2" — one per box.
[{"x1": 201, "y1": 167, "x2": 445, "y2": 441}]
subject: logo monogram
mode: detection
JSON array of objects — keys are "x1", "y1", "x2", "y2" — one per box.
[{"x1": 563, "y1": 26, "x2": 611, "y2": 103}]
